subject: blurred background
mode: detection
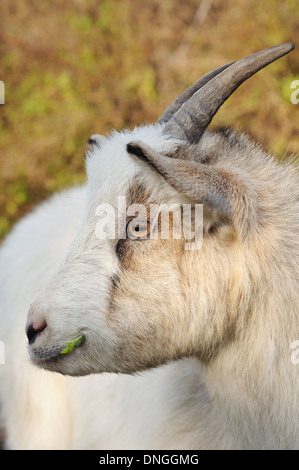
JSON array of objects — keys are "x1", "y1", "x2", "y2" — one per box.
[{"x1": 0, "y1": 0, "x2": 298, "y2": 240}]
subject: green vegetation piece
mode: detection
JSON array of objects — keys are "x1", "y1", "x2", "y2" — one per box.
[{"x1": 60, "y1": 334, "x2": 85, "y2": 355}]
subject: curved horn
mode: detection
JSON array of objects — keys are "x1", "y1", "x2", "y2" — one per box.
[
  {"x1": 157, "y1": 62, "x2": 234, "y2": 125},
  {"x1": 163, "y1": 43, "x2": 295, "y2": 143}
]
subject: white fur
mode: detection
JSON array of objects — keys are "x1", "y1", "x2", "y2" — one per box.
[{"x1": 0, "y1": 123, "x2": 298, "y2": 449}]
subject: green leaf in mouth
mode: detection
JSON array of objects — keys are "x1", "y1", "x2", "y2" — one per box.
[{"x1": 60, "y1": 334, "x2": 85, "y2": 354}]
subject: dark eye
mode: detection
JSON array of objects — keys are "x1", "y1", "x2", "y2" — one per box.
[{"x1": 126, "y1": 219, "x2": 151, "y2": 239}]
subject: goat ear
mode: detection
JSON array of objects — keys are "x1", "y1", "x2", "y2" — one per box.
[
  {"x1": 127, "y1": 141, "x2": 257, "y2": 237},
  {"x1": 87, "y1": 133, "x2": 106, "y2": 150}
]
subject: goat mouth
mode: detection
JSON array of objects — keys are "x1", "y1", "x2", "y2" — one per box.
[
  {"x1": 29, "y1": 345, "x2": 64, "y2": 366},
  {"x1": 29, "y1": 334, "x2": 86, "y2": 365}
]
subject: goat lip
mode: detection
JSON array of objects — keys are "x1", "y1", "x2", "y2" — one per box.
[
  {"x1": 29, "y1": 345, "x2": 64, "y2": 367},
  {"x1": 30, "y1": 340, "x2": 86, "y2": 369},
  {"x1": 29, "y1": 332, "x2": 86, "y2": 364}
]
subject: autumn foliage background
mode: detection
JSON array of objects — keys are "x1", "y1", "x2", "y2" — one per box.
[{"x1": 0, "y1": 0, "x2": 298, "y2": 239}]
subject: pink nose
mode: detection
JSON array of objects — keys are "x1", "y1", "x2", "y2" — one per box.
[
  {"x1": 26, "y1": 320, "x2": 47, "y2": 344},
  {"x1": 26, "y1": 304, "x2": 47, "y2": 344}
]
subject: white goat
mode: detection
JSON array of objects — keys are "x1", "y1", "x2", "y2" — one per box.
[{"x1": 0, "y1": 43, "x2": 298, "y2": 450}]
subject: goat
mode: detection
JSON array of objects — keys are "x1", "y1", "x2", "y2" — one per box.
[{"x1": 0, "y1": 43, "x2": 298, "y2": 450}]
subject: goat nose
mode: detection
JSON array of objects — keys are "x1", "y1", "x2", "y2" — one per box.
[{"x1": 26, "y1": 320, "x2": 47, "y2": 345}]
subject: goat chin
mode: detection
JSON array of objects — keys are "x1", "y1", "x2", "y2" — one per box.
[{"x1": 0, "y1": 44, "x2": 298, "y2": 450}]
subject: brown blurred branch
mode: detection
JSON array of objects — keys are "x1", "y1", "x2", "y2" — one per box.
[{"x1": 168, "y1": 0, "x2": 213, "y2": 67}]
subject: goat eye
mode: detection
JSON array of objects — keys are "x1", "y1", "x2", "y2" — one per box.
[{"x1": 126, "y1": 219, "x2": 151, "y2": 240}]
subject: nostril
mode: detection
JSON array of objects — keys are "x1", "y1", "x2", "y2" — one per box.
[{"x1": 26, "y1": 320, "x2": 47, "y2": 345}]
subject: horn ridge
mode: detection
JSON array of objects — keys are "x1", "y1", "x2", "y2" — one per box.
[
  {"x1": 157, "y1": 62, "x2": 234, "y2": 125},
  {"x1": 163, "y1": 42, "x2": 295, "y2": 143}
]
